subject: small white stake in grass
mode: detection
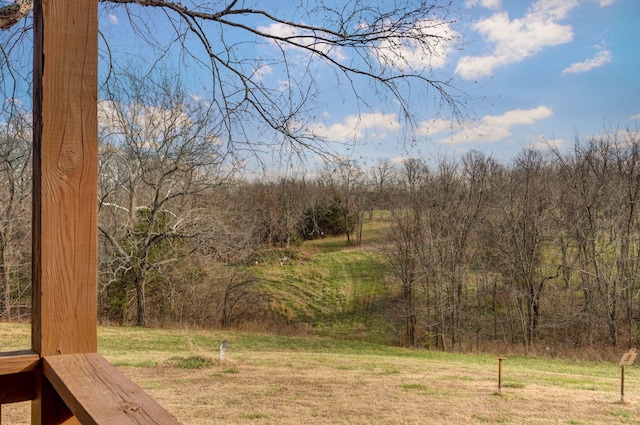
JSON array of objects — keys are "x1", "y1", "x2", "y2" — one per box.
[{"x1": 220, "y1": 340, "x2": 228, "y2": 362}]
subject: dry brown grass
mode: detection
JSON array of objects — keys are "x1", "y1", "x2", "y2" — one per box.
[
  {"x1": 140, "y1": 354, "x2": 639, "y2": 424},
  {"x1": 2, "y1": 323, "x2": 640, "y2": 424},
  {"x1": 4, "y1": 357, "x2": 639, "y2": 424}
]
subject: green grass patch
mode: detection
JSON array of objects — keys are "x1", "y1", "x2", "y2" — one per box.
[
  {"x1": 256, "y1": 247, "x2": 394, "y2": 344},
  {"x1": 249, "y1": 213, "x2": 397, "y2": 345},
  {"x1": 610, "y1": 410, "x2": 634, "y2": 420},
  {"x1": 401, "y1": 383, "x2": 429, "y2": 391},
  {"x1": 169, "y1": 355, "x2": 215, "y2": 369},
  {"x1": 112, "y1": 359, "x2": 158, "y2": 368},
  {"x1": 501, "y1": 380, "x2": 525, "y2": 389},
  {"x1": 242, "y1": 413, "x2": 268, "y2": 420}
]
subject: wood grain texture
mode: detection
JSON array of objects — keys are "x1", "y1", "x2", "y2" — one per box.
[
  {"x1": 32, "y1": 372, "x2": 75, "y2": 425},
  {"x1": 0, "y1": 372, "x2": 35, "y2": 404},
  {"x1": 31, "y1": 0, "x2": 99, "y2": 357},
  {"x1": 43, "y1": 353, "x2": 182, "y2": 425},
  {"x1": 0, "y1": 350, "x2": 39, "y2": 376},
  {"x1": 31, "y1": 0, "x2": 98, "y2": 422}
]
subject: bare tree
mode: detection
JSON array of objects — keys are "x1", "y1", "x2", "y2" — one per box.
[
  {"x1": 369, "y1": 158, "x2": 396, "y2": 213},
  {"x1": 251, "y1": 176, "x2": 311, "y2": 248},
  {"x1": 324, "y1": 159, "x2": 367, "y2": 245},
  {"x1": 551, "y1": 138, "x2": 615, "y2": 344},
  {"x1": 551, "y1": 133, "x2": 640, "y2": 346},
  {"x1": 610, "y1": 131, "x2": 640, "y2": 344},
  {"x1": 0, "y1": 110, "x2": 31, "y2": 320},
  {"x1": 97, "y1": 72, "x2": 230, "y2": 326},
  {"x1": 218, "y1": 266, "x2": 260, "y2": 329},
  {"x1": 429, "y1": 151, "x2": 492, "y2": 349},
  {"x1": 387, "y1": 157, "x2": 429, "y2": 346}
]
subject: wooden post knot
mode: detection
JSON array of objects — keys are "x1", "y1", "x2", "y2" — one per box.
[
  {"x1": 120, "y1": 400, "x2": 141, "y2": 413},
  {"x1": 58, "y1": 150, "x2": 78, "y2": 173}
]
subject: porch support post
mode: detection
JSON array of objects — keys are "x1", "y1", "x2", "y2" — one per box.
[{"x1": 31, "y1": 0, "x2": 99, "y2": 423}]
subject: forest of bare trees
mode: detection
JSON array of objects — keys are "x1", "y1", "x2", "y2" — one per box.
[
  {"x1": 385, "y1": 134, "x2": 640, "y2": 351},
  {"x1": 2, "y1": 96, "x2": 640, "y2": 352}
]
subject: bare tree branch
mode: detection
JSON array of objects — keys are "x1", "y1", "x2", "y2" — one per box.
[
  {"x1": 0, "y1": 0, "x2": 31, "y2": 30},
  {"x1": 2, "y1": 0, "x2": 464, "y2": 160}
]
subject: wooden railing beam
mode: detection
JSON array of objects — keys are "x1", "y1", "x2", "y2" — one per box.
[
  {"x1": 43, "y1": 353, "x2": 181, "y2": 424},
  {"x1": 0, "y1": 350, "x2": 40, "y2": 376}
]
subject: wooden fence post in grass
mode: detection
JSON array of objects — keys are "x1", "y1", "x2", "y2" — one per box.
[
  {"x1": 496, "y1": 357, "x2": 506, "y2": 395},
  {"x1": 619, "y1": 348, "x2": 637, "y2": 404}
]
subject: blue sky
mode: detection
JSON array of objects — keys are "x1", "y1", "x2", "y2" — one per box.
[
  {"x1": 98, "y1": 0, "x2": 640, "y2": 167},
  {"x1": 299, "y1": 0, "x2": 640, "y2": 165}
]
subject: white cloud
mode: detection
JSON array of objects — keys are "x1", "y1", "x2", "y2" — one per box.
[
  {"x1": 277, "y1": 80, "x2": 292, "y2": 92},
  {"x1": 390, "y1": 156, "x2": 407, "y2": 165},
  {"x1": 307, "y1": 112, "x2": 400, "y2": 142},
  {"x1": 97, "y1": 99, "x2": 120, "y2": 131},
  {"x1": 259, "y1": 18, "x2": 454, "y2": 72},
  {"x1": 631, "y1": 114, "x2": 640, "y2": 121},
  {"x1": 456, "y1": 0, "x2": 577, "y2": 79},
  {"x1": 253, "y1": 64, "x2": 273, "y2": 82},
  {"x1": 595, "y1": 0, "x2": 616, "y2": 6},
  {"x1": 257, "y1": 22, "x2": 347, "y2": 61},
  {"x1": 437, "y1": 106, "x2": 554, "y2": 145},
  {"x1": 108, "y1": 14, "x2": 119, "y2": 25},
  {"x1": 415, "y1": 118, "x2": 454, "y2": 136},
  {"x1": 465, "y1": 0, "x2": 502, "y2": 10},
  {"x1": 376, "y1": 19, "x2": 457, "y2": 70},
  {"x1": 98, "y1": 100, "x2": 194, "y2": 148},
  {"x1": 258, "y1": 22, "x2": 302, "y2": 40},
  {"x1": 4, "y1": 97, "x2": 23, "y2": 106},
  {"x1": 562, "y1": 50, "x2": 612, "y2": 74},
  {"x1": 529, "y1": 137, "x2": 563, "y2": 150}
]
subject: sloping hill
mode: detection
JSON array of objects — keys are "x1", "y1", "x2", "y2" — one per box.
[{"x1": 254, "y1": 213, "x2": 396, "y2": 344}]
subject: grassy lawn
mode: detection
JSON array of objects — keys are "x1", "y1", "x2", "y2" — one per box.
[
  {"x1": 254, "y1": 232, "x2": 394, "y2": 344},
  {"x1": 2, "y1": 322, "x2": 639, "y2": 424}
]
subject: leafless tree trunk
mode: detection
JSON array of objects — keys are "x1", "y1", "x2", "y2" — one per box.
[
  {"x1": 219, "y1": 267, "x2": 259, "y2": 329},
  {"x1": 0, "y1": 111, "x2": 31, "y2": 320}
]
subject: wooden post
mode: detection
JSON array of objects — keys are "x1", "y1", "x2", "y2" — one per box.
[
  {"x1": 618, "y1": 348, "x2": 637, "y2": 404},
  {"x1": 31, "y1": 0, "x2": 98, "y2": 422},
  {"x1": 497, "y1": 357, "x2": 505, "y2": 394},
  {"x1": 621, "y1": 364, "x2": 626, "y2": 403}
]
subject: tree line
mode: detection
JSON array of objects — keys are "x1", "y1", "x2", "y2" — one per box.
[
  {"x1": 385, "y1": 135, "x2": 640, "y2": 351},
  {"x1": 2, "y1": 91, "x2": 640, "y2": 350}
]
